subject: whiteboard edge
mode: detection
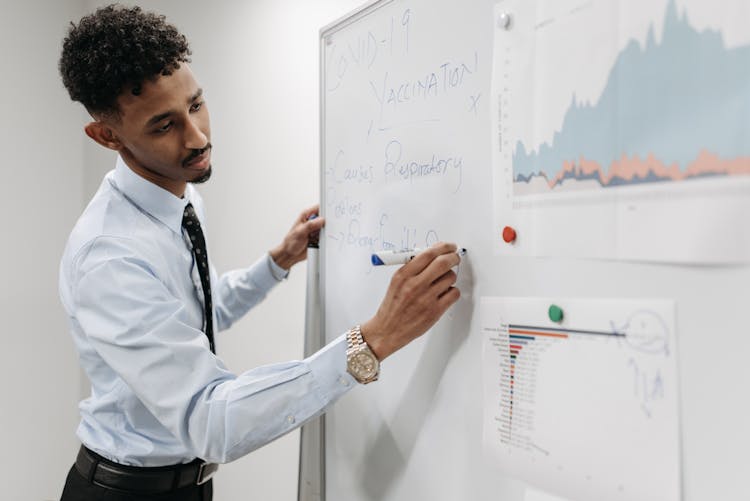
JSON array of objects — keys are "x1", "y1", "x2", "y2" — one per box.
[{"x1": 319, "y1": 0, "x2": 396, "y2": 39}]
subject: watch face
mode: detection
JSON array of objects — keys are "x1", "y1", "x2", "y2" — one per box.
[{"x1": 351, "y1": 350, "x2": 378, "y2": 379}]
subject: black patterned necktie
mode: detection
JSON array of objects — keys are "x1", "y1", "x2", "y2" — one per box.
[{"x1": 182, "y1": 203, "x2": 215, "y2": 353}]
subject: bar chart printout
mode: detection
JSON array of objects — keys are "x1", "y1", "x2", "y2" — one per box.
[{"x1": 481, "y1": 297, "x2": 680, "y2": 501}]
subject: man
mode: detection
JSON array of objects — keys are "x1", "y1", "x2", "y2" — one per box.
[{"x1": 58, "y1": 5, "x2": 461, "y2": 500}]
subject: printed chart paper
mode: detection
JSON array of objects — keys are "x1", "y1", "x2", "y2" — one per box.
[
  {"x1": 491, "y1": 0, "x2": 750, "y2": 263},
  {"x1": 481, "y1": 297, "x2": 680, "y2": 501}
]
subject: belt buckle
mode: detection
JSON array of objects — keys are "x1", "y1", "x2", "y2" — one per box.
[{"x1": 197, "y1": 462, "x2": 218, "y2": 485}]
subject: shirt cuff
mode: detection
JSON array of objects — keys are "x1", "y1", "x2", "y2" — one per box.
[
  {"x1": 266, "y1": 253, "x2": 289, "y2": 281},
  {"x1": 306, "y1": 334, "x2": 356, "y2": 403}
]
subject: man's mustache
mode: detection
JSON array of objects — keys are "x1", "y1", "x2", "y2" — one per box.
[{"x1": 183, "y1": 144, "x2": 212, "y2": 166}]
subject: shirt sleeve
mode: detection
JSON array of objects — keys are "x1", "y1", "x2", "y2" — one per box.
[
  {"x1": 212, "y1": 253, "x2": 287, "y2": 332},
  {"x1": 74, "y1": 249, "x2": 356, "y2": 464},
  {"x1": 267, "y1": 253, "x2": 290, "y2": 281}
]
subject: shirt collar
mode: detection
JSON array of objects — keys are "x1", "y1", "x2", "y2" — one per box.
[{"x1": 112, "y1": 155, "x2": 193, "y2": 234}]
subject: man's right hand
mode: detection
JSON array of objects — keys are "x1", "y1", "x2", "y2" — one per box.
[{"x1": 360, "y1": 242, "x2": 462, "y2": 361}]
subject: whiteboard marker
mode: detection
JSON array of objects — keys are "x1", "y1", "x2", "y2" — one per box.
[{"x1": 371, "y1": 247, "x2": 466, "y2": 266}]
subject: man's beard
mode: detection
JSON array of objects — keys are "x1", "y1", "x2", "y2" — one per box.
[
  {"x1": 184, "y1": 143, "x2": 213, "y2": 184},
  {"x1": 190, "y1": 165, "x2": 212, "y2": 184}
]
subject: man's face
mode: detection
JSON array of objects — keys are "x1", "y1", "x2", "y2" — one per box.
[{"x1": 102, "y1": 64, "x2": 212, "y2": 196}]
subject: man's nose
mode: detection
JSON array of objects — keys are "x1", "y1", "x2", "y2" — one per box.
[{"x1": 185, "y1": 116, "x2": 208, "y2": 150}]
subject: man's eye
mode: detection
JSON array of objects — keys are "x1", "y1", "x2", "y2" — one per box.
[
  {"x1": 156, "y1": 122, "x2": 172, "y2": 133},
  {"x1": 191, "y1": 101, "x2": 203, "y2": 112}
]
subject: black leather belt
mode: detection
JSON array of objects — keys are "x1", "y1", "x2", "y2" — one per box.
[{"x1": 75, "y1": 446, "x2": 218, "y2": 494}]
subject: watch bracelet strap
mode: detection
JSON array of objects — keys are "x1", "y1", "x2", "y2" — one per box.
[{"x1": 346, "y1": 324, "x2": 365, "y2": 354}]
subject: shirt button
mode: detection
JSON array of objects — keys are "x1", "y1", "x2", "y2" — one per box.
[
  {"x1": 338, "y1": 376, "x2": 350, "y2": 387},
  {"x1": 286, "y1": 415, "x2": 296, "y2": 424}
]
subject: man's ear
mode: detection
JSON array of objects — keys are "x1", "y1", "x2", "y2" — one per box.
[{"x1": 84, "y1": 121, "x2": 122, "y2": 151}]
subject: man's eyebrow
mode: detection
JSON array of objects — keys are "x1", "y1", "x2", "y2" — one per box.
[{"x1": 144, "y1": 89, "x2": 204, "y2": 128}]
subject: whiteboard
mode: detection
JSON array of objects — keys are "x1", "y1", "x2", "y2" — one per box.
[{"x1": 319, "y1": 0, "x2": 750, "y2": 499}]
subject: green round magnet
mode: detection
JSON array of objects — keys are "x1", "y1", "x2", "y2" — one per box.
[{"x1": 548, "y1": 304, "x2": 564, "y2": 323}]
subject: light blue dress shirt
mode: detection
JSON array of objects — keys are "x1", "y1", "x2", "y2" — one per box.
[{"x1": 59, "y1": 157, "x2": 354, "y2": 466}]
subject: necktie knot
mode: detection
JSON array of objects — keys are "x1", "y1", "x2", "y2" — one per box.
[{"x1": 182, "y1": 203, "x2": 198, "y2": 227}]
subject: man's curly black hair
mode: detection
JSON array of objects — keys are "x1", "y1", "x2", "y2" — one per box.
[{"x1": 59, "y1": 4, "x2": 192, "y2": 116}]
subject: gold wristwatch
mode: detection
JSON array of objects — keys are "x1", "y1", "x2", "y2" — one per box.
[{"x1": 346, "y1": 325, "x2": 380, "y2": 384}]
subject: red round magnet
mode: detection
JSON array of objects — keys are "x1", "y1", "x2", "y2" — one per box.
[{"x1": 502, "y1": 226, "x2": 517, "y2": 243}]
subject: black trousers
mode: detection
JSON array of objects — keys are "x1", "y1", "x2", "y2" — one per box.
[{"x1": 60, "y1": 463, "x2": 213, "y2": 501}]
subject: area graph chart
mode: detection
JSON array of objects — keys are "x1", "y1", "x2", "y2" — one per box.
[
  {"x1": 492, "y1": 0, "x2": 750, "y2": 263},
  {"x1": 511, "y1": 0, "x2": 750, "y2": 194}
]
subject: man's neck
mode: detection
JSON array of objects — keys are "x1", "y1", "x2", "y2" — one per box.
[{"x1": 120, "y1": 154, "x2": 186, "y2": 198}]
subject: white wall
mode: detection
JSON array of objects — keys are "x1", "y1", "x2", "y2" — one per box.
[
  {"x1": 76, "y1": 1, "x2": 361, "y2": 500},
  {"x1": 0, "y1": 0, "x2": 88, "y2": 499}
]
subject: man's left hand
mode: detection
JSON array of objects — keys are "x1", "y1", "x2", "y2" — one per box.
[{"x1": 269, "y1": 205, "x2": 325, "y2": 271}]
